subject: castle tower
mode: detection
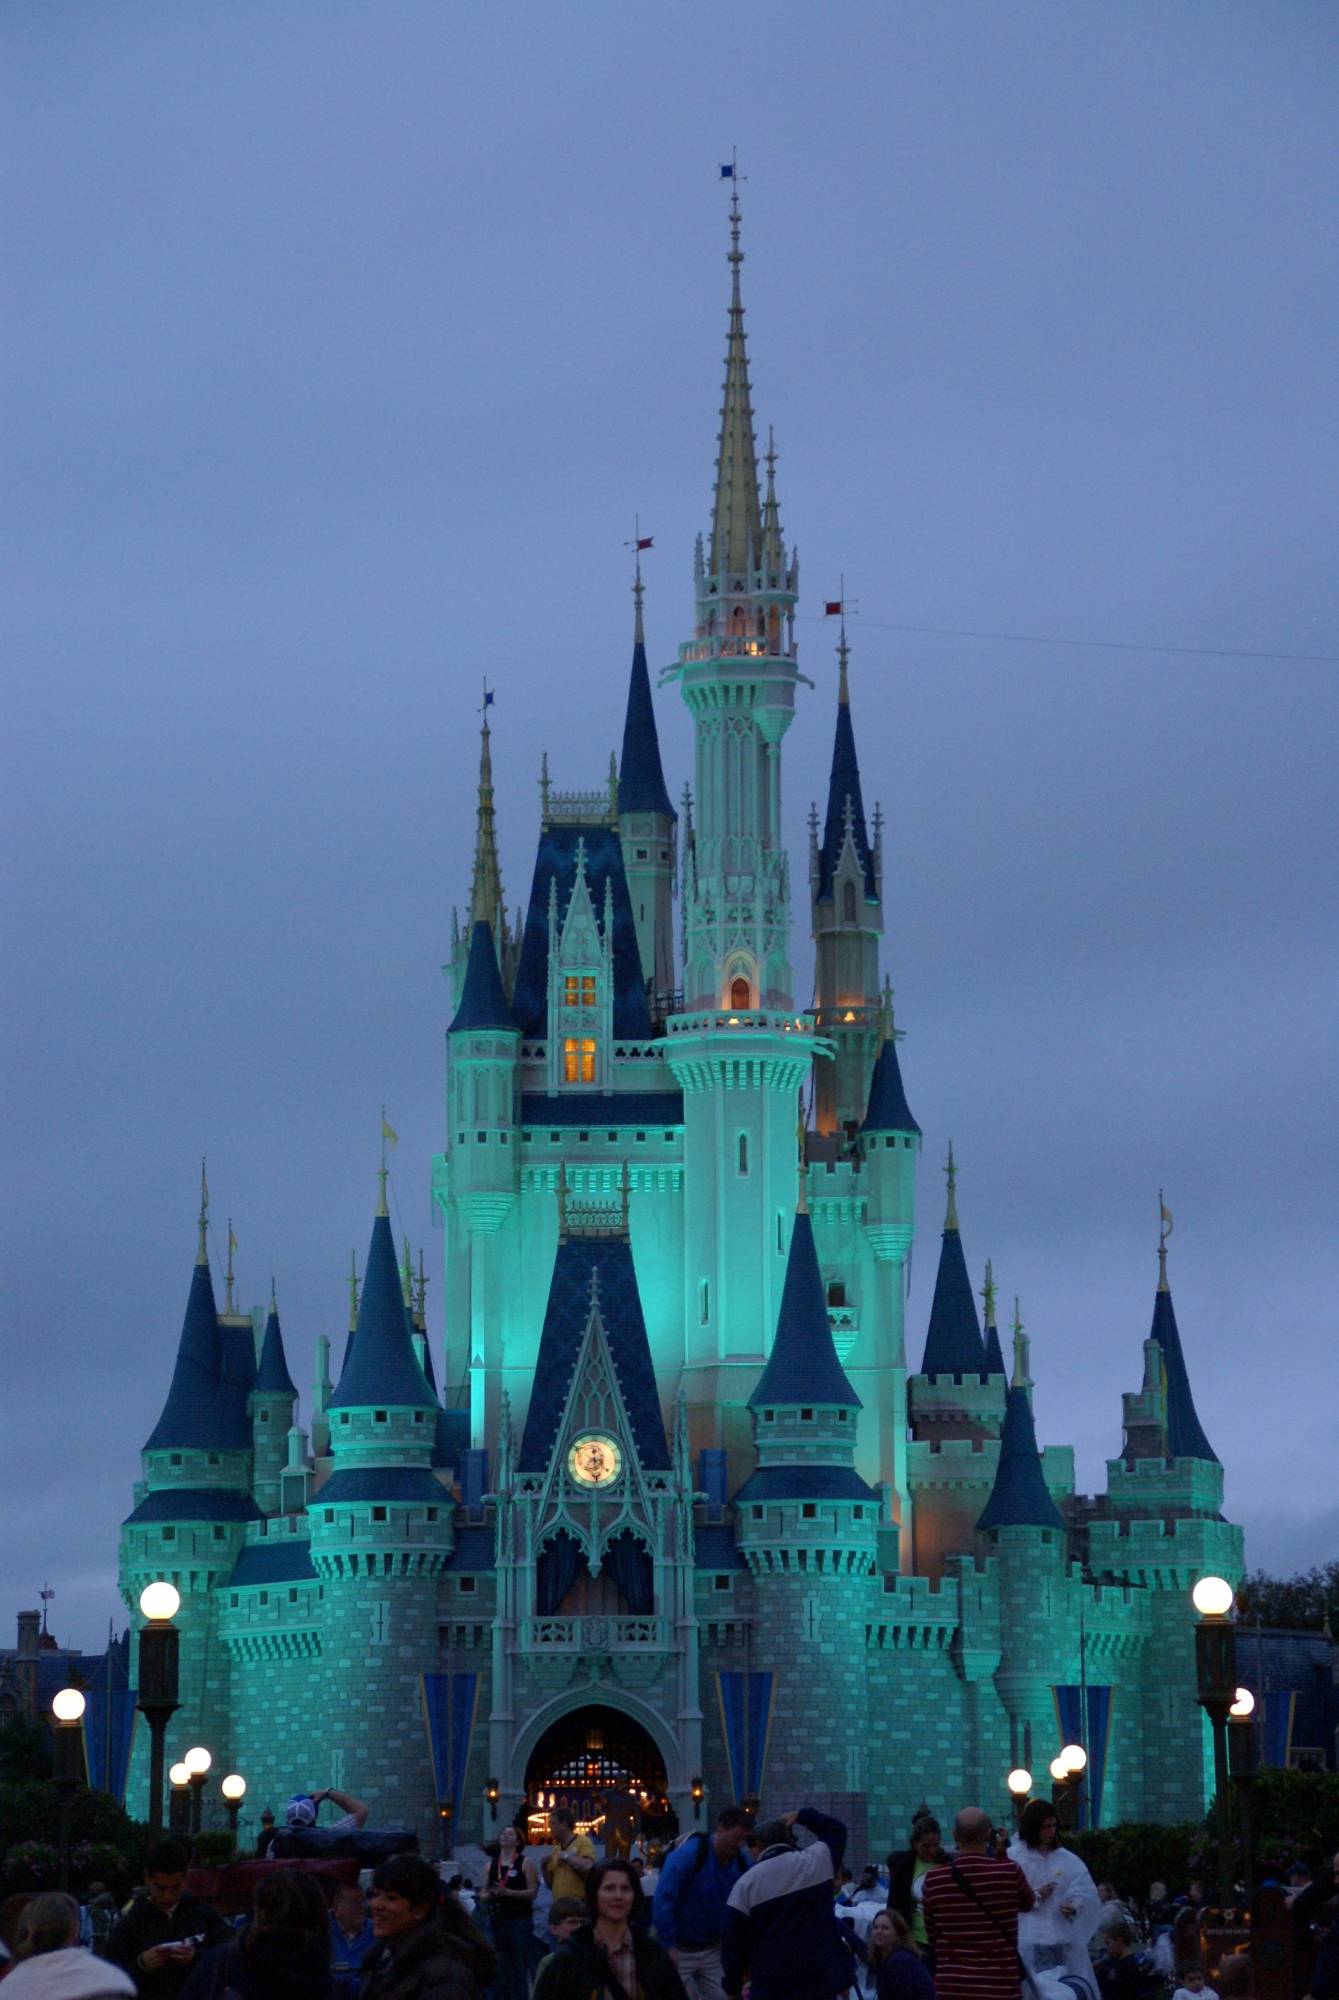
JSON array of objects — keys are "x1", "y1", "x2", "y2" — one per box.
[
  {"x1": 617, "y1": 568, "x2": 677, "y2": 1012},
  {"x1": 663, "y1": 191, "x2": 814, "y2": 1470},
  {"x1": 735, "y1": 1191, "x2": 878, "y2": 1823},
  {"x1": 451, "y1": 700, "x2": 516, "y2": 1006},
  {"x1": 856, "y1": 1005, "x2": 920, "y2": 1557},
  {"x1": 119, "y1": 1177, "x2": 259, "y2": 1810},
  {"x1": 309, "y1": 1191, "x2": 452, "y2": 1823},
  {"x1": 811, "y1": 628, "x2": 883, "y2": 1137},
  {"x1": 445, "y1": 916, "x2": 520, "y2": 1442},
  {"x1": 250, "y1": 1287, "x2": 298, "y2": 1514}
]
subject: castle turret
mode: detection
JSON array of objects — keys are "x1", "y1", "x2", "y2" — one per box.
[
  {"x1": 856, "y1": 1002, "x2": 920, "y2": 1556},
  {"x1": 310, "y1": 1192, "x2": 452, "y2": 1826},
  {"x1": 251, "y1": 1286, "x2": 298, "y2": 1514},
  {"x1": 618, "y1": 567, "x2": 677, "y2": 1013},
  {"x1": 811, "y1": 628, "x2": 883, "y2": 1136},
  {"x1": 447, "y1": 918, "x2": 520, "y2": 1237},
  {"x1": 735, "y1": 1189, "x2": 878, "y2": 1812}
]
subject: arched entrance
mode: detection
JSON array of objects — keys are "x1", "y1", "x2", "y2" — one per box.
[{"x1": 523, "y1": 1702, "x2": 678, "y2": 1849}]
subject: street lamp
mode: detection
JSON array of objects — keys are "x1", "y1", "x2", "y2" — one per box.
[
  {"x1": 169, "y1": 1763, "x2": 192, "y2": 1836},
  {"x1": 185, "y1": 1745, "x2": 212, "y2": 1836},
  {"x1": 136, "y1": 1582, "x2": 181, "y2": 1833},
  {"x1": 51, "y1": 1688, "x2": 86, "y2": 1892},
  {"x1": 220, "y1": 1773, "x2": 246, "y2": 1841},
  {"x1": 1007, "y1": 1767, "x2": 1032, "y2": 1825},
  {"x1": 1192, "y1": 1575, "x2": 1237, "y2": 1907},
  {"x1": 485, "y1": 1777, "x2": 500, "y2": 1822},
  {"x1": 690, "y1": 1775, "x2": 704, "y2": 1822},
  {"x1": 438, "y1": 1798, "x2": 454, "y2": 1861},
  {"x1": 1050, "y1": 1745, "x2": 1087, "y2": 1828},
  {"x1": 1228, "y1": 1687, "x2": 1260, "y2": 1903}
]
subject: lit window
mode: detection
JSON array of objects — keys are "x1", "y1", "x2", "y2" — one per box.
[
  {"x1": 564, "y1": 975, "x2": 597, "y2": 1007},
  {"x1": 562, "y1": 1037, "x2": 598, "y2": 1082},
  {"x1": 730, "y1": 976, "x2": 750, "y2": 1009}
]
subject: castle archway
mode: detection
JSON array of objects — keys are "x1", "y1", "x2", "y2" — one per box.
[{"x1": 521, "y1": 1701, "x2": 678, "y2": 1847}]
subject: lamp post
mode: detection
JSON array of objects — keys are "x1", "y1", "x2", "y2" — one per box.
[
  {"x1": 438, "y1": 1798, "x2": 454, "y2": 1861},
  {"x1": 169, "y1": 1762, "x2": 192, "y2": 1836},
  {"x1": 1192, "y1": 1575, "x2": 1237, "y2": 1908},
  {"x1": 220, "y1": 1773, "x2": 246, "y2": 1845},
  {"x1": 1227, "y1": 1686, "x2": 1259, "y2": 1905},
  {"x1": 136, "y1": 1582, "x2": 181, "y2": 1833},
  {"x1": 1007, "y1": 1767, "x2": 1033, "y2": 1827},
  {"x1": 185, "y1": 1745, "x2": 212, "y2": 1836},
  {"x1": 690, "y1": 1776, "x2": 704, "y2": 1823},
  {"x1": 1049, "y1": 1744, "x2": 1087, "y2": 1829},
  {"x1": 485, "y1": 1778, "x2": 500, "y2": 1823},
  {"x1": 51, "y1": 1688, "x2": 87, "y2": 1892}
]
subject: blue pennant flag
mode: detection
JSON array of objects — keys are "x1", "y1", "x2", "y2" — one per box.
[
  {"x1": 720, "y1": 163, "x2": 736, "y2": 179},
  {"x1": 422, "y1": 1672, "x2": 480, "y2": 1823}
]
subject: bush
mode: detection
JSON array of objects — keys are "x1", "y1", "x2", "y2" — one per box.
[
  {"x1": 1069, "y1": 1822, "x2": 1200, "y2": 1905},
  {"x1": 3, "y1": 1841, "x2": 61, "y2": 1891},
  {"x1": 191, "y1": 1831, "x2": 238, "y2": 1868},
  {"x1": 0, "y1": 1781, "x2": 146, "y2": 1879}
]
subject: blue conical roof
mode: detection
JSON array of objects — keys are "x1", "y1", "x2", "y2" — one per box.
[
  {"x1": 217, "y1": 1321, "x2": 258, "y2": 1448},
  {"x1": 255, "y1": 1305, "x2": 298, "y2": 1398},
  {"x1": 1151, "y1": 1285, "x2": 1217, "y2": 1463},
  {"x1": 327, "y1": 1213, "x2": 438, "y2": 1412},
  {"x1": 518, "y1": 1233, "x2": 670, "y2": 1473},
  {"x1": 921, "y1": 1228, "x2": 987, "y2": 1375},
  {"x1": 978, "y1": 1385, "x2": 1065, "y2": 1532},
  {"x1": 982, "y1": 1320, "x2": 1007, "y2": 1377},
  {"x1": 816, "y1": 691, "x2": 877, "y2": 903},
  {"x1": 750, "y1": 1211, "x2": 861, "y2": 1410},
  {"x1": 617, "y1": 639, "x2": 675, "y2": 819},
  {"x1": 449, "y1": 919, "x2": 515, "y2": 1033},
  {"x1": 144, "y1": 1260, "x2": 230, "y2": 1452},
  {"x1": 861, "y1": 1036, "x2": 920, "y2": 1135}
]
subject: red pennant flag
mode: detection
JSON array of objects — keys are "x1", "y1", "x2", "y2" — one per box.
[
  {"x1": 637, "y1": 537, "x2": 654, "y2": 551},
  {"x1": 825, "y1": 600, "x2": 843, "y2": 616}
]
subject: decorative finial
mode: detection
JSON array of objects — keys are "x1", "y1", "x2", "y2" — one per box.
[
  {"x1": 944, "y1": 1140, "x2": 959, "y2": 1231},
  {"x1": 836, "y1": 572, "x2": 850, "y2": 704},
  {"x1": 539, "y1": 750, "x2": 551, "y2": 826},
  {"x1": 628, "y1": 516, "x2": 652, "y2": 647},
  {"x1": 468, "y1": 683, "x2": 504, "y2": 933},
  {"x1": 196, "y1": 1157, "x2": 209, "y2": 1266},
  {"x1": 981, "y1": 1258, "x2": 998, "y2": 1329},
  {"x1": 608, "y1": 749, "x2": 619, "y2": 822},
  {"x1": 377, "y1": 1105, "x2": 396, "y2": 1218},
  {"x1": 270, "y1": 1275, "x2": 278, "y2": 1314},
  {"x1": 348, "y1": 1250, "x2": 359, "y2": 1331},
  {"x1": 1011, "y1": 1297, "x2": 1031, "y2": 1389},
  {"x1": 224, "y1": 1219, "x2": 237, "y2": 1314},
  {"x1": 400, "y1": 1234, "x2": 413, "y2": 1308},
  {"x1": 1157, "y1": 1189, "x2": 1173, "y2": 1293},
  {"x1": 415, "y1": 1246, "x2": 428, "y2": 1323}
]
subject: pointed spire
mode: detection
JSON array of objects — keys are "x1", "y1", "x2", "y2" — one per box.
[
  {"x1": 414, "y1": 1247, "x2": 428, "y2": 1331},
  {"x1": 760, "y1": 425, "x2": 785, "y2": 576},
  {"x1": 255, "y1": 1291, "x2": 298, "y2": 1398},
  {"x1": 400, "y1": 1234, "x2": 414, "y2": 1311},
  {"x1": 861, "y1": 992, "x2": 921, "y2": 1135},
  {"x1": 1010, "y1": 1297, "x2": 1032, "y2": 1393},
  {"x1": 1148, "y1": 1200, "x2": 1217, "y2": 1463},
  {"x1": 196, "y1": 1157, "x2": 209, "y2": 1267},
  {"x1": 144, "y1": 1250, "x2": 225, "y2": 1451},
  {"x1": 224, "y1": 1218, "x2": 237, "y2": 1314},
  {"x1": 982, "y1": 1261, "x2": 1006, "y2": 1376},
  {"x1": 817, "y1": 630, "x2": 877, "y2": 903},
  {"x1": 328, "y1": 1210, "x2": 437, "y2": 1412},
  {"x1": 709, "y1": 187, "x2": 764, "y2": 578},
  {"x1": 920, "y1": 1143, "x2": 987, "y2": 1375},
  {"x1": 977, "y1": 1374, "x2": 1065, "y2": 1534},
  {"x1": 468, "y1": 686, "x2": 505, "y2": 936},
  {"x1": 450, "y1": 913, "x2": 517, "y2": 1036},
  {"x1": 750, "y1": 1210, "x2": 861, "y2": 1410},
  {"x1": 617, "y1": 571, "x2": 675, "y2": 819}
]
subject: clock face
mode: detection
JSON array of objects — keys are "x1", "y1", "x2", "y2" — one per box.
[{"x1": 568, "y1": 1434, "x2": 622, "y2": 1488}]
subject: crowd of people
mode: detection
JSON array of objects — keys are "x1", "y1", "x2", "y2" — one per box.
[{"x1": 0, "y1": 1801, "x2": 1334, "y2": 2000}]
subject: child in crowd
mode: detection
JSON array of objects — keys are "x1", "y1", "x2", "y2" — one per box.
[
  {"x1": 1092, "y1": 1921, "x2": 1141, "y2": 2000},
  {"x1": 531, "y1": 1896, "x2": 586, "y2": 1996},
  {"x1": 1172, "y1": 1969, "x2": 1206, "y2": 2000}
]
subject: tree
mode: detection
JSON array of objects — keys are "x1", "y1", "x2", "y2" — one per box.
[
  {"x1": 1237, "y1": 1562, "x2": 1339, "y2": 1633},
  {"x1": 0, "y1": 1715, "x2": 52, "y2": 1783}
]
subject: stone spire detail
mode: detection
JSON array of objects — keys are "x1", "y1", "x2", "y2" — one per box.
[
  {"x1": 709, "y1": 186, "x2": 763, "y2": 578},
  {"x1": 468, "y1": 688, "x2": 505, "y2": 939}
]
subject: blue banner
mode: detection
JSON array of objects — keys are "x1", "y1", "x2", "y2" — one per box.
[
  {"x1": 1051, "y1": 1684, "x2": 1114, "y2": 1829},
  {"x1": 715, "y1": 1670, "x2": 775, "y2": 1801},
  {"x1": 83, "y1": 1686, "x2": 137, "y2": 1803},
  {"x1": 422, "y1": 1672, "x2": 479, "y2": 1821},
  {"x1": 1262, "y1": 1689, "x2": 1295, "y2": 1769}
]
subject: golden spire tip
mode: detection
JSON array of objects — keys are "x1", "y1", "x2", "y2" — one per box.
[{"x1": 944, "y1": 1140, "x2": 959, "y2": 1231}]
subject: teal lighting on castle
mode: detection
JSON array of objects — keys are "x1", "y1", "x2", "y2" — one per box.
[{"x1": 118, "y1": 192, "x2": 1242, "y2": 1844}]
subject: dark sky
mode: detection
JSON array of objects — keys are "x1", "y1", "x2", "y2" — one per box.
[{"x1": 4, "y1": 3, "x2": 1336, "y2": 1652}]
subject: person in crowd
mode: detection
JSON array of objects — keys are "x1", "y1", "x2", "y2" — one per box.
[
  {"x1": 1171, "y1": 1969, "x2": 1205, "y2": 2000},
  {"x1": 1216, "y1": 1953, "x2": 1255, "y2": 1997},
  {"x1": 534, "y1": 1858, "x2": 685, "y2": 1999},
  {"x1": 640, "y1": 1847, "x2": 663, "y2": 1898},
  {"x1": 1091, "y1": 1883, "x2": 1133, "y2": 1953},
  {"x1": 2, "y1": 1893, "x2": 135, "y2": 1999},
  {"x1": 651, "y1": 1803, "x2": 750, "y2": 2000},
  {"x1": 721, "y1": 1807, "x2": 850, "y2": 2000},
  {"x1": 888, "y1": 1818, "x2": 948, "y2": 1961},
  {"x1": 834, "y1": 1866, "x2": 856, "y2": 1906},
  {"x1": 1146, "y1": 1881, "x2": 1175, "y2": 1928},
  {"x1": 921, "y1": 1806, "x2": 1034, "y2": 2000},
  {"x1": 180, "y1": 1871, "x2": 333, "y2": 2000},
  {"x1": 1091, "y1": 1920, "x2": 1140, "y2": 2000},
  {"x1": 287, "y1": 1786, "x2": 371, "y2": 1833},
  {"x1": 872, "y1": 1910, "x2": 936, "y2": 2000},
  {"x1": 542, "y1": 1810, "x2": 597, "y2": 1906},
  {"x1": 482, "y1": 1824, "x2": 538, "y2": 2000},
  {"x1": 1290, "y1": 1847, "x2": 1339, "y2": 2000},
  {"x1": 358, "y1": 1854, "x2": 495, "y2": 2000},
  {"x1": 531, "y1": 1895, "x2": 586, "y2": 1993},
  {"x1": 104, "y1": 1839, "x2": 230, "y2": 2000},
  {"x1": 329, "y1": 1878, "x2": 376, "y2": 1997},
  {"x1": 1009, "y1": 1798, "x2": 1102, "y2": 1989},
  {"x1": 853, "y1": 1866, "x2": 886, "y2": 1907},
  {"x1": 255, "y1": 1809, "x2": 278, "y2": 1858}
]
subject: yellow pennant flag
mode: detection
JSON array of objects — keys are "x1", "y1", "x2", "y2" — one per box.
[{"x1": 381, "y1": 1116, "x2": 398, "y2": 1149}]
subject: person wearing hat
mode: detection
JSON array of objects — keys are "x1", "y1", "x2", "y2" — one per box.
[{"x1": 286, "y1": 1787, "x2": 371, "y2": 1835}]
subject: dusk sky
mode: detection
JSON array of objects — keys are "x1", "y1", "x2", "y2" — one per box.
[{"x1": 4, "y1": 2, "x2": 1336, "y2": 1653}]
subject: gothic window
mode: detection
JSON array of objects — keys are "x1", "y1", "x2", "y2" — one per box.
[
  {"x1": 827, "y1": 1281, "x2": 846, "y2": 1307},
  {"x1": 730, "y1": 976, "x2": 750, "y2": 1009},
  {"x1": 563, "y1": 1037, "x2": 597, "y2": 1083},
  {"x1": 737, "y1": 1132, "x2": 749, "y2": 1176},
  {"x1": 564, "y1": 974, "x2": 597, "y2": 1007},
  {"x1": 843, "y1": 880, "x2": 857, "y2": 922}
]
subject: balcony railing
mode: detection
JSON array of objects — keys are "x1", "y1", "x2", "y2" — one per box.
[{"x1": 524, "y1": 1615, "x2": 666, "y2": 1651}]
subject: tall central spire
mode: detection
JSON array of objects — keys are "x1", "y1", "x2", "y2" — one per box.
[
  {"x1": 710, "y1": 190, "x2": 764, "y2": 578},
  {"x1": 469, "y1": 690, "x2": 505, "y2": 936}
]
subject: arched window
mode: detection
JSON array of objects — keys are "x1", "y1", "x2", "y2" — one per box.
[
  {"x1": 843, "y1": 880, "x2": 857, "y2": 923},
  {"x1": 738, "y1": 1132, "x2": 749, "y2": 1176},
  {"x1": 730, "y1": 976, "x2": 750, "y2": 1009}
]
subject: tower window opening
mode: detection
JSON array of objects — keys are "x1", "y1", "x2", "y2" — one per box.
[
  {"x1": 737, "y1": 1132, "x2": 749, "y2": 1176},
  {"x1": 459, "y1": 1575, "x2": 476, "y2": 1593},
  {"x1": 372, "y1": 1506, "x2": 387, "y2": 1522},
  {"x1": 564, "y1": 974, "x2": 597, "y2": 1007},
  {"x1": 801, "y1": 1408, "x2": 814, "y2": 1422},
  {"x1": 777, "y1": 1212, "x2": 785, "y2": 1254},
  {"x1": 843, "y1": 880, "x2": 857, "y2": 923},
  {"x1": 563, "y1": 1037, "x2": 598, "y2": 1083},
  {"x1": 827, "y1": 1281, "x2": 846, "y2": 1307},
  {"x1": 259, "y1": 1408, "x2": 270, "y2": 1423},
  {"x1": 699, "y1": 1279, "x2": 710, "y2": 1325},
  {"x1": 802, "y1": 1503, "x2": 817, "y2": 1520},
  {"x1": 730, "y1": 977, "x2": 751, "y2": 1010},
  {"x1": 374, "y1": 1410, "x2": 388, "y2": 1424}
]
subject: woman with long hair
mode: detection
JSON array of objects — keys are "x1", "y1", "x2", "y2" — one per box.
[
  {"x1": 483, "y1": 1824, "x2": 539, "y2": 2000},
  {"x1": 180, "y1": 1871, "x2": 334, "y2": 2000},
  {"x1": 3, "y1": 1892, "x2": 135, "y2": 1998},
  {"x1": 1009, "y1": 1799, "x2": 1102, "y2": 1997},
  {"x1": 868, "y1": 1909, "x2": 936, "y2": 2000},
  {"x1": 886, "y1": 1817, "x2": 947, "y2": 1967},
  {"x1": 535, "y1": 1858, "x2": 686, "y2": 1999}
]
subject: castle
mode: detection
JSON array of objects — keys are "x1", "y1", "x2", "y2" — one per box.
[{"x1": 119, "y1": 194, "x2": 1243, "y2": 1852}]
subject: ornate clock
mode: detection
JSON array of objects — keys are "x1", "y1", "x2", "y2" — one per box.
[{"x1": 567, "y1": 1434, "x2": 623, "y2": 1488}]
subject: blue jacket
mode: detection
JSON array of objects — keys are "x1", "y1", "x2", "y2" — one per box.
[
  {"x1": 721, "y1": 1806, "x2": 850, "y2": 2000},
  {"x1": 652, "y1": 1831, "x2": 749, "y2": 1951}
]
